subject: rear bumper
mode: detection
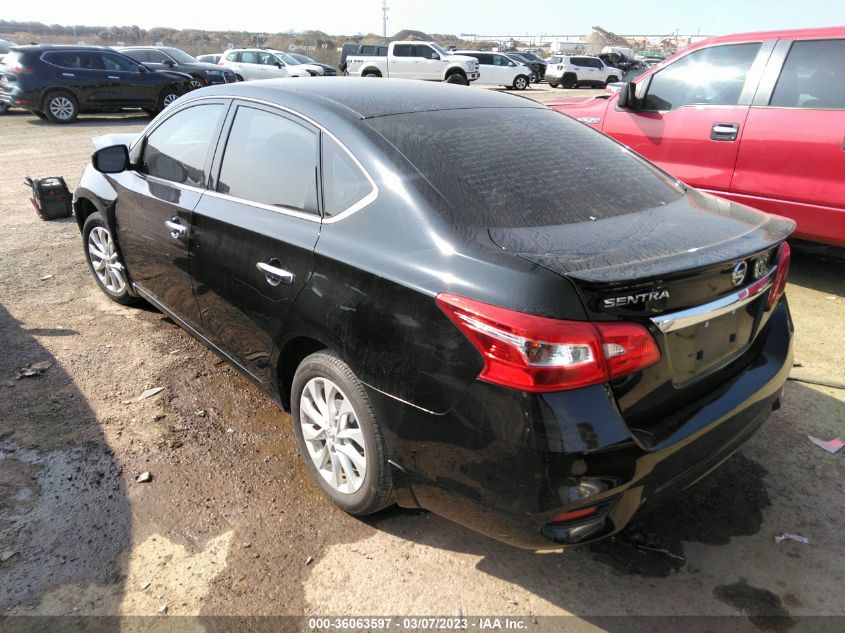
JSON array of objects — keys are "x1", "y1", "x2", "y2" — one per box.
[{"x1": 375, "y1": 298, "x2": 793, "y2": 550}]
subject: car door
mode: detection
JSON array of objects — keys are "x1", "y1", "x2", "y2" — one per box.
[
  {"x1": 730, "y1": 37, "x2": 845, "y2": 245},
  {"x1": 189, "y1": 101, "x2": 322, "y2": 381},
  {"x1": 492, "y1": 54, "x2": 515, "y2": 85},
  {"x1": 414, "y1": 44, "x2": 442, "y2": 80},
  {"x1": 237, "y1": 50, "x2": 264, "y2": 79},
  {"x1": 41, "y1": 51, "x2": 105, "y2": 107},
  {"x1": 601, "y1": 41, "x2": 772, "y2": 191},
  {"x1": 113, "y1": 100, "x2": 229, "y2": 327},
  {"x1": 389, "y1": 44, "x2": 415, "y2": 78},
  {"x1": 258, "y1": 51, "x2": 289, "y2": 78},
  {"x1": 99, "y1": 51, "x2": 159, "y2": 105}
]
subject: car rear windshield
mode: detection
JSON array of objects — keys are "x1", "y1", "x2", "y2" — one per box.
[{"x1": 366, "y1": 107, "x2": 684, "y2": 228}]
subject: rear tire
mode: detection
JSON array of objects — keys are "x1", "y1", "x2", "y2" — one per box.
[
  {"x1": 44, "y1": 90, "x2": 78, "y2": 124},
  {"x1": 561, "y1": 75, "x2": 577, "y2": 89},
  {"x1": 513, "y1": 75, "x2": 529, "y2": 90},
  {"x1": 82, "y1": 213, "x2": 137, "y2": 306},
  {"x1": 0, "y1": 102, "x2": 8, "y2": 115},
  {"x1": 445, "y1": 73, "x2": 468, "y2": 85},
  {"x1": 235, "y1": 74, "x2": 244, "y2": 81},
  {"x1": 548, "y1": 79, "x2": 560, "y2": 88},
  {"x1": 362, "y1": 71, "x2": 381, "y2": 78},
  {"x1": 291, "y1": 351, "x2": 393, "y2": 516}
]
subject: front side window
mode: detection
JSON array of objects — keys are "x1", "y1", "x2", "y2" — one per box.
[
  {"x1": 770, "y1": 39, "x2": 845, "y2": 109},
  {"x1": 493, "y1": 55, "x2": 510, "y2": 66},
  {"x1": 414, "y1": 45, "x2": 439, "y2": 60},
  {"x1": 217, "y1": 106, "x2": 318, "y2": 213},
  {"x1": 143, "y1": 104, "x2": 224, "y2": 187},
  {"x1": 147, "y1": 50, "x2": 171, "y2": 64},
  {"x1": 641, "y1": 43, "x2": 761, "y2": 111},
  {"x1": 101, "y1": 53, "x2": 139, "y2": 72},
  {"x1": 258, "y1": 52, "x2": 280, "y2": 66},
  {"x1": 321, "y1": 136, "x2": 373, "y2": 218}
]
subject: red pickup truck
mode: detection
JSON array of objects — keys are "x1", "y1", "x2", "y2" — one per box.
[{"x1": 546, "y1": 27, "x2": 845, "y2": 247}]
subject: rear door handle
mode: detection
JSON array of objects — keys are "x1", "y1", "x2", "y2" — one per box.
[
  {"x1": 107, "y1": 75, "x2": 120, "y2": 80},
  {"x1": 62, "y1": 73, "x2": 76, "y2": 77},
  {"x1": 711, "y1": 123, "x2": 739, "y2": 141},
  {"x1": 256, "y1": 260, "x2": 295, "y2": 286},
  {"x1": 164, "y1": 218, "x2": 186, "y2": 239}
]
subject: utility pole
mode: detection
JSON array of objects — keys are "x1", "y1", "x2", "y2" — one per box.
[{"x1": 382, "y1": 0, "x2": 389, "y2": 38}]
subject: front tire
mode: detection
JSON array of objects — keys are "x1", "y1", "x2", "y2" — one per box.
[
  {"x1": 291, "y1": 351, "x2": 393, "y2": 516},
  {"x1": 157, "y1": 88, "x2": 179, "y2": 111},
  {"x1": 82, "y1": 213, "x2": 137, "y2": 306},
  {"x1": 605, "y1": 76, "x2": 619, "y2": 86},
  {"x1": 513, "y1": 75, "x2": 529, "y2": 90},
  {"x1": 44, "y1": 90, "x2": 78, "y2": 124},
  {"x1": 445, "y1": 73, "x2": 468, "y2": 85}
]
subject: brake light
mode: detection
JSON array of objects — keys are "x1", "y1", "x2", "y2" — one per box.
[
  {"x1": 767, "y1": 241, "x2": 791, "y2": 308},
  {"x1": 436, "y1": 293, "x2": 660, "y2": 392},
  {"x1": 7, "y1": 64, "x2": 33, "y2": 75}
]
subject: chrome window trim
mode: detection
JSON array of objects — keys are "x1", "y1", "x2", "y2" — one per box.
[
  {"x1": 144, "y1": 174, "x2": 207, "y2": 195},
  {"x1": 651, "y1": 267, "x2": 776, "y2": 334},
  {"x1": 174, "y1": 93, "x2": 380, "y2": 224}
]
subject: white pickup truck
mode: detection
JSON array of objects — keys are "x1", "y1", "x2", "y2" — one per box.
[{"x1": 346, "y1": 41, "x2": 480, "y2": 85}]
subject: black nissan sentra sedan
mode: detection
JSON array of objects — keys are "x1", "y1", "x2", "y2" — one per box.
[{"x1": 73, "y1": 79, "x2": 794, "y2": 549}]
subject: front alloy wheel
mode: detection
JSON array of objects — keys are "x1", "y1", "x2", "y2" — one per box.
[{"x1": 82, "y1": 213, "x2": 136, "y2": 305}]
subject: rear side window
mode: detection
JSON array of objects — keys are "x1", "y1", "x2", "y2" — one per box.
[
  {"x1": 143, "y1": 104, "x2": 224, "y2": 187},
  {"x1": 43, "y1": 51, "x2": 104, "y2": 70},
  {"x1": 642, "y1": 43, "x2": 761, "y2": 111},
  {"x1": 368, "y1": 107, "x2": 684, "y2": 228},
  {"x1": 321, "y1": 136, "x2": 373, "y2": 218},
  {"x1": 226, "y1": 51, "x2": 238, "y2": 61},
  {"x1": 770, "y1": 39, "x2": 845, "y2": 109},
  {"x1": 217, "y1": 106, "x2": 318, "y2": 213},
  {"x1": 393, "y1": 45, "x2": 412, "y2": 57},
  {"x1": 122, "y1": 50, "x2": 148, "y2": 63},
  {"x1": 241, "y1": 51, "x2": 259, "y2": 64},
  {"x1": 493, "y1": 55, "x2": 511, "y2": 66}
]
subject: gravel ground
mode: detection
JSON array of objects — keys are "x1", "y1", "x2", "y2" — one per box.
[{"x1": 0, "y1": 101, "x2": 843, "y2": 630}]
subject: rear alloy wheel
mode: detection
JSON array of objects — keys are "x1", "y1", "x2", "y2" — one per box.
[
  {"x1": 362, "y1": 71, "x2": 381, "y2": 78},
  {"x1": 44, "y1": 91, "x2": 78, "y2": 123},
  {"x1": 291, "y1": 351, "x2": 393, "y2": 515},
  {"x1": 82, "y1": 213, "x2": 137, "y2": 306},
  {"x1": 513, "y1": 75, "x2": 529, "y2": 90},
  {"x1": 528, "y1": 71, "x2": 538, "y2": 83}
]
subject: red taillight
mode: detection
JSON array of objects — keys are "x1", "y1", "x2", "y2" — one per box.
[
  {"x1": 436, "y1": 293, "x2": 660, "y2": 393},
  {"x1": 551, "y1": 506, "x2": 598, "y2": 523},
  {"x1": 767, "y1": 242, "x2": 791, "y2": 308},
  {"x1": 7, "y1": 64, "x2": 33, "y2": 75}
]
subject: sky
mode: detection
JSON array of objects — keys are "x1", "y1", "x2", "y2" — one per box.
[{"x1": 3, "y1": 0, "x2": 843, "y2": 37}]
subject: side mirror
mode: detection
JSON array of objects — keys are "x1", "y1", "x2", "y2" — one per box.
[
  {"x1": 509, "y1": 61, "x2": 516, "y2": 67},
  {"x1": 92, "y1": 144, "x2": 130, "y2": 174},
  {"x1": 276, "y1": 63, "x2": 283, "y2": 68},
  {"x1": 138, "y1": 65, "x2": 147, "y2": 73},
  {"x1": 616, "y1": 82, "x2": 638, "y2": 110}
]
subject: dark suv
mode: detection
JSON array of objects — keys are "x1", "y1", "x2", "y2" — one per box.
[
  {"x1": 0, "y1": 45, "x2": 194, "y2": 123},
  {"x1": 117, "y1": 46, "x2": 239, "y2": 88}
]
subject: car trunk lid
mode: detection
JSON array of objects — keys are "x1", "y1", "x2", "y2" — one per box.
[{"x1": 489, "y1": 189, "x2": 794, "y2": 445}]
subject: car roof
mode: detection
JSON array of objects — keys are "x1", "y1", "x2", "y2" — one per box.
[
  {"x1": 12, "y1": 44, "x2": 114, "y2": 52},
  {"x1": 693, "y1": 25, "x2": 845, "y2": 47},
  {"x1": 193, "y1": 77, "x2": 544, "y2": 120}
]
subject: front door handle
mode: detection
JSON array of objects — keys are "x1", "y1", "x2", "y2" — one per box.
[
  {"x1": 164, "y1": 218, "x2": 186, "y2": 239},
  {"x1": 107, "y1": 75, "x2": 120, "y2": 80},
  {"x1": 711, "y1": 123, "x2": 739, "y2": 141},
  {"x1": 256, "y1": 260, "x2": 295, "y2": 286}
]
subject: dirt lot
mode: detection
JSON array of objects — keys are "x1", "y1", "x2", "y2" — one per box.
[{"x1": 0, "y1": 99, "x2": 843, "y2": 631}]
